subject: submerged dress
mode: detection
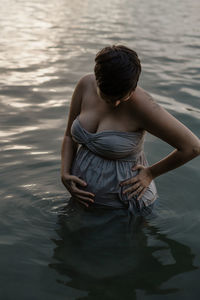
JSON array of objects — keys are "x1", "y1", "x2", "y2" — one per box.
[
  {"x1": 69, "y1": 115, "x2": 158, "y2": 217},
  {"x1": 57, "y1": 115, "x2": 159, "y2": 277}
]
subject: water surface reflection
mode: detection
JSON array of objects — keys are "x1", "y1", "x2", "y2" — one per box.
[
  {"x1": 49, "y1": 203, "x2": 197, "y2": 299},
  {"x1": 0, "y1": 0, "x2": 200, "y2": 298}
]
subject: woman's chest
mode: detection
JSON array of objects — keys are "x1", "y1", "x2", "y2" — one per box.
[
  {"x1": 80, "y1": 100, "x2": 140, "y2": 134},
  {"x1": 80, "y1": 78, "x2": 141, "y2": 134}
]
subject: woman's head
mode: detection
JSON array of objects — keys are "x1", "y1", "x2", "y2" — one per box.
[{"x1": 94, "y1": 45, "x2": 141, "y2": 104}]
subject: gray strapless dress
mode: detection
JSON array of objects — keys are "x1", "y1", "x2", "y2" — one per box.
[{"x1": 70, "y1": 115, "x2": 158, "y2": 217}]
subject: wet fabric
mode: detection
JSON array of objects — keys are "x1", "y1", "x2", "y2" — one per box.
[
  {"x1": 56, "y1": 198, "x2": 160, "y2": 279},
  {"x1": 70, "y1": 115, "x2": 158, "y2": 216}
]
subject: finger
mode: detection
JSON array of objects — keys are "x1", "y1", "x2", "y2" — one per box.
[
  {"x1": 62, "y1": 180, "x2": 70, "y2": 189},
  {"x1": 128, "y1": 186, "x2": 144, "y2": 199},
  {"x1": 120, "y1": 177, "x2": 139, "y2": 186},
  {"x1": 70, "y1": 175, "x2": 87, "y2": 187},
  {"x1": 71, "y1": 181, "x2": 76, "y2": 187},
  {"x1": 73, "y1": 187, "x2": 95, "y2": 198},
  {"x1": 78, "y1": 199, "x2": 89, "y2": 207},
  {"x1": 71, "y1": 181, "x2": 95, "y2": 197},
  {"x1": 137, "y1": 188, "x2": 147, "y2": 200},
  {"x1": 75, "y1": 194, "x2": 94, "y2": 203},
  {"x1": 122, "y1": 182, "x2": 140, "y2": 194},
  {"x1": 131, "y1": 164, "x2": 144, "y2": 171}
]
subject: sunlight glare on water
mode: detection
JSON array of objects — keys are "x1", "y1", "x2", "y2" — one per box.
[{"x1": 0, "y1": 0, "x2": 200, "y2": 299}]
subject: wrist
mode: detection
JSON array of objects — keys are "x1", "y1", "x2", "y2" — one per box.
[
  {"x1": 147, "y1": 166, "x2": 156, "y2": 180},
  {"x1": 61, "y1": 171, "x2": 70, "y2": 178}
]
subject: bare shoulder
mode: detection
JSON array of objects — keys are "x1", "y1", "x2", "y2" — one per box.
[
  {"x1": 131, "y1": 86, "x2": 161, "y2": 112},
  {"x1": 70, "y1": 73, "x2": 93, "y2": 105},
  {"x1": 64, "y1": 74, "x2": 92, "y2": 136},
  {"x1": 77, "y1": 73, "x2": 93, "y2": 89},
  {"x1": 78, "y1": 73, "x2": 96, "y2": 95},
  {"x1": 85, "y1": 73, "x2": 97, "y2": 90},
  {"x1": 131, "y1": 86, "x2": 170, "y2": 127},
  {"x1": 131, "y1": 86, "x2": 200, "y2": 151}
]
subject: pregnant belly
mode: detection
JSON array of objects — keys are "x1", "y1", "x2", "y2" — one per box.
[{"x1": 71, "y1": 146, "x2": 158, "y2": 208}]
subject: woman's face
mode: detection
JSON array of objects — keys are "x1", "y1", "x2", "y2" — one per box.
[{"x1": 96, "y1": 86, "x2": 133, "y2": 107}]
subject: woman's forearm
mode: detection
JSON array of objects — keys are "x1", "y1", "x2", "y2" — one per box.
[
  {"x1": 61, "y1": 135, "x2": 78, "y2": 176},
  {"x1": 149, "y1": 147, "x2": 200, "y2": 179}
]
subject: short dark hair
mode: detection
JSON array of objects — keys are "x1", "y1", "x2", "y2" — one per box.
[{"x1": 94, "y1": 44, "x2": 141, "y2": 102}]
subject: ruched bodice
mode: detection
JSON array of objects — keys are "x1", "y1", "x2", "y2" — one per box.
[
  {"x1": 70, "y1": 115, "x2": 158, "y2": 215},
  {"x1": 71, "y1": 116, "x2": 145, "y2": 161}
]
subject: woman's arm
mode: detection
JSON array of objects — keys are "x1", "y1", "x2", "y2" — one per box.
[
  {"x1": 120, "y1": 87, "x2": 200, "y2": 200},
  {"x1": 149, "y1": 148, "x2": 199, "y2": 180},
  {"x1": 61, "y1": 77, "x2": 84, "y2": 177},
  {"x1": 133, "y1": 87, "x2": 200, "y2": 179},
  {"x1": 61, "y1": 75, "x2": 95, "y2": 205},
  {"x1": 61, "y1": 135, "x2": 78, "y2": 177}
]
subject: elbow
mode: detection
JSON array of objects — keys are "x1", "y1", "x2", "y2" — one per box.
[
  {"x1": 192, "y1": 144, "x2": 200, "y2": 157},
  {"x1": 192, "y1": 138, "x2": 200, "y2": 157},
  {"x1": 185, "y1": 142, "x2": 200, "y2": 159},
  {"x1": 179, "y1": 140, "x2": 200, "y2": 159}
]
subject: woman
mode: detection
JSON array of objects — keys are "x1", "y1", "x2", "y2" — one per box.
[{"x1": 61, "y1": 44, "x2": 200, "y2": 217}]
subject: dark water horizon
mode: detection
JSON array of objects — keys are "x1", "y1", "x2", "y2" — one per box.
[{"x1": 0, "y1": 0, "x2": 200, "y2": 299}]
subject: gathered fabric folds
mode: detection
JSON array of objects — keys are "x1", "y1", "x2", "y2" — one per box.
[{"x1": 70, "y1": 116, "x2": 158, "y2": 216}]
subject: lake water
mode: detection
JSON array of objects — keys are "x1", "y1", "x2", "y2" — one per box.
[{"x1": 0, "y1": 0, "x2": 200, "y2": 299}]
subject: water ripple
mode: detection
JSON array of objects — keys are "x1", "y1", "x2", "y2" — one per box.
[{"x1": 0, "y1": 0, "x2": 200, "y2": 297}]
